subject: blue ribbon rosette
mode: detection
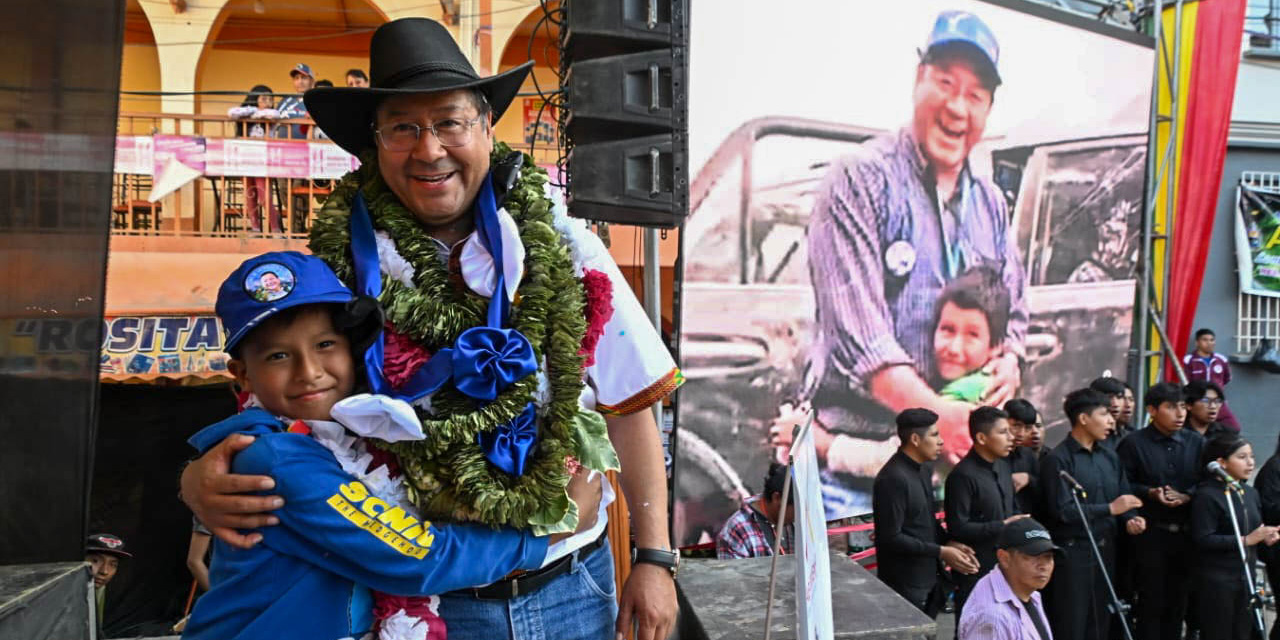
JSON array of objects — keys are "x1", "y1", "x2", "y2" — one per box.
[{"x1": 349, "y1": 174, "x2": 539, "y2": 476}]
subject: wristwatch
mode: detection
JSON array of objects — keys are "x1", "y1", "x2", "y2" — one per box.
[{"x1": 632, "y1": 547, "x2": 680, "y2": 578}]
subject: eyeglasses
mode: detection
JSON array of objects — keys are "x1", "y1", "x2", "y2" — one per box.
[
  {"x1": 373, "y1": 116, "x2": 484, "y2": 151},
  {"x1": 1196, "y1": 398, "x2": 1225, "y2": 407}
]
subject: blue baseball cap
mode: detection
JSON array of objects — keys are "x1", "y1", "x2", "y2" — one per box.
[
  {"x1": 923, "y1": 10, "x2": 1001, "y2": 87},
  {"x1": 290, "y1": 62, "x2": 315, "y2": 79},
  {"x1": 216, "y1": 251, "x2": 356, "y2": 353}
]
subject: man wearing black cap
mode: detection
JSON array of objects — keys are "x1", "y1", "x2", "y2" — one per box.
[
  {"x1": 85, "y1": 533, "x2": 131, "y2": 631},
  {"x1": 802, "y1": 9, "x2": 1027, "y2": 492},
  {"x1": 180, "y1": 18, "x2": 683, "y2": 640},
  {"x1": 1039, "y1": 389, "x2": 1146, "y2": 640},
  {"x1": 957, "y1": 518, "x2": 1058, "y2": 640},
  {"x1": 874, "y1": 408, "x2": 980, "y2": 616}
]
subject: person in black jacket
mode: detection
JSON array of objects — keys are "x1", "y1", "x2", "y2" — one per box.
[
  {"x1": 1091, "y1": 376, "x2": 1133, "y2": 450},
  {"x1": 945, "y1": 405, "x2": 1025, "y2": 631},
  {"x1": 1255, "y1": 433, "x2": 1280, "y2": 640},
  {"x1": 1039, "y1": 388, "x2": 1146, "y2": 640},
  {"x1": 1116, "y1": 382, "x2": 1201, "y2": 640},
  {"x1": 873, "y1": 408, "x2": 980, "y2": 617},
  {"x1": 1005, "y1": 399, "x2": 1046, "y2": 518},
  {"x1": 1191, "y1": 433, "x2": 1280, "y2": 640}
]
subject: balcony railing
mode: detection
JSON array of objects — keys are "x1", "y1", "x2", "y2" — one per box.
[{"x1": 111, "y1": 111, "x2": 355, "y2": 240}]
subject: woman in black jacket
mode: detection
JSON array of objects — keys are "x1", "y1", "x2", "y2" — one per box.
[{"x1": 1190, "y1": 434, "x2": 1280, "y2": 640}]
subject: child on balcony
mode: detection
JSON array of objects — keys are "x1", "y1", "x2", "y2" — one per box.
[{"x1": 227, "y1": 85, "x2": 282, "y2": 233}]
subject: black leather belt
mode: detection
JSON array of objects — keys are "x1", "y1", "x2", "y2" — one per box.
[{"x1": 468, "y1": 531, "x2": 608, "y2": 600}]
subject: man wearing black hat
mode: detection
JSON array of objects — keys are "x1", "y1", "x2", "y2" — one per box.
[
  {"x1": 85, "y1": 533, "x2": 132, "y2": 631},
  {"x1": 957, "y1": 518, "x2": 1058, "y2": 640},
  {"x1": 180, "y1": 18, "x2": 683, "y2": 640},
  {"x1": 873, "y1": 408, "x2": 980, "y2": 616},
  {"x1": 800, "y1": 9, "x2": 1027, "y2": 502}
]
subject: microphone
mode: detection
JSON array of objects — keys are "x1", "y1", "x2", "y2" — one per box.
[
  {"x1": 1207, "y1": 461, "x2": 1234, "y2": 483},
  {"x1": 1059, "y1": 470, "x2": 1086, "y2": 493}
]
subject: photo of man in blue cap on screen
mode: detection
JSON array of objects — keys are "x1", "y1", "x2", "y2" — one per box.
[{"x1": 773, "y1": 9, "x2": 1028, "y2": 515}]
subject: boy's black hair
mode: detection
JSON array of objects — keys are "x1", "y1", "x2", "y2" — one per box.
[
  {"x1": 969, "y1": 406, "x2": 1009, "y2": 441},
  {"x1": 1195, "y1": 328, "x2": 1215, "y2": 340},
  {"x1": 1003, "y1": 399, "x2": 1038, "y2": 425},
  {"x1": 314, "y1": 79, "x2": 335, "y2": 88},
  {"x1": 763, "y1": 462, "x2": 790, "y2": 501},
  {"x1": 1063, "y1": 388, "x2": 1110, "y2": 428},
  {"x1": 933, "y1": 264, "x2": 1009, "y2": 348},
  {"x1": 1089, "y1": 376, "x2": 1126, "y2": 399},
  {"x1": 1144, "y1": 382, "x2": 1184, "y2": 409},
  {"x1": 346, "y1": 68, "x2": 369, "y2": 81},
  {"x1": 897, "y1": 408, "x2": 939, "y2": 443},
  {"x1": 1184, "y1": 379, "x2": 1226, "y2": 404},
  {"x1": 1202, "y1": 433, "x2": 1248, "y2": 470}
]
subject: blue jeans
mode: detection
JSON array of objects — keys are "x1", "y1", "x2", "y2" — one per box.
[{"x1": 438, "y1": 539, "x2": 619, "y2": 640}]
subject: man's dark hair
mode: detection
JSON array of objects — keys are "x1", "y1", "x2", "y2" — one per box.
[
  {"x1": 969, "y1": 406, "x2": 1009, "y2": 441},
  {"x1": 260, "y1": 270, "x2": 279, "y2": 279},
  {"x1": 1063, "y1": 388, "x2": 1110, "y2": 428},
  {"x1": 346, "y1": 68, "x2": 369, "y2": 81},
  {"x1": 1089, "y1": 376, "x2": 1125, "y2": 399},
  {"x1": 1004, "y1": 399, "x2": 1038, "y2": 425},
  {"x1": 932, "y1": 264, "x2": 1009, "y2": 348},
  {"x1": 315, "y1": 79, "x2": 334, "y2": 88},
  {"x1": 897, "y1": 408, "x2": 939, "y2": 443},
  {"x1": 1195, "y1": 328, "x2": 1215, "y2": 340},
  {"x1": 1202, "y1": 433, "x2": 1248, "y2": 471},
  {"x1": 763, "y1": 462, "x2": 789, "y2": 501},
  {"x1": 920, "y1": 42, "x2": 1001, "y2": 93},
  {"x1": 1145, "y1": 382, "x2": 1184, "y2": 408},
  {"x1": 1185, "y1": 379, "x2": 1226, "y2": 404}
]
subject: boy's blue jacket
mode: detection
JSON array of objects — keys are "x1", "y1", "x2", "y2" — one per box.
[{"x1": 182, "y1": 408, "x2": 548, "y2": 640}]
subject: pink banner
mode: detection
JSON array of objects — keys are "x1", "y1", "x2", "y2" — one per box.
[
  {"x1": 113, "y1": 136, "x2": 154, "y2": 175},
  {"x1": 153, "y1": 134, "x2": 206, "y2": 176},
  {"x1": 308, "y1": 142, "x2": 360, "y2": 179},
  {"x1": 268, "y1": 140, "x2": 310, "y2": 179},
  {"x1": 206, "y1": 139, "x2": 268, "y2": 177},
  {"x1": 114, "y1": 134, "x2": 360, "y2": 179}
]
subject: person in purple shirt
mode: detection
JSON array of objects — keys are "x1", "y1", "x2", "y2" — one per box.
[
  {"x1": 958, "y1": 517, "x2": 1059, "y2": 640},
  {"x1": 1181, "y1": 328, "x2": 1240, "y2": 430}
]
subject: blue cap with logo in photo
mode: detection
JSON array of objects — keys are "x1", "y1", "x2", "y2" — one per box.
[
  {"x1": 216, "y1": 251, "x2": 356, "y2": 353},
  {"x1": 291, "y1": 62, "x2": 315, "y2": 79},
  {"x1": 924, "y1": 10, "x2": 1001, "y2": 86}
]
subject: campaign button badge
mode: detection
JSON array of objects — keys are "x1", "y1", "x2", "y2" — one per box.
[
  {"x1": 245, "y1": 262, "x2": 296, "y2": 303},
  {"x1": 885, "y1": 240, "x2": 916, "y2": 277}
]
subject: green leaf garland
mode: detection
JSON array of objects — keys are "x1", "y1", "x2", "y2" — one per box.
[{"x1": 309, "y1": 142, "x2": 615, "y2": 532}]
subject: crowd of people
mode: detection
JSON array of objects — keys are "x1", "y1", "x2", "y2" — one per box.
[
  {"x1": 222, "y1": 63, "x2": 370, "y2": 232},
  {"x1": 717, "y1": 328, "x2": 1278, "y2": 640}
]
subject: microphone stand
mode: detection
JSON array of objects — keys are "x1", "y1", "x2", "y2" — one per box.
[
  {"x1": 1221, "y1": 479, "x2": 1266, "y2": 636},
  {"x1": 1065, "y1": 483, "x2": 1134, "y2": 640}
]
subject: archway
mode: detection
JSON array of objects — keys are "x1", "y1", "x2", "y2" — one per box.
[
  {"x1": 194, "y1": 0, "x2": 395, "y2": 116},
  {"x1": 120, "y1": 0, "x2": 163, "y2": 122},
  {"x1": 492, "y1": 2, "x2": 561, "y2": 165}
]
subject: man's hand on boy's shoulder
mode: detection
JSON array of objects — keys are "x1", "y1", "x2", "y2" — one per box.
[{"x1": 181, "y1": 433, "x2": 284, "y2": 549}]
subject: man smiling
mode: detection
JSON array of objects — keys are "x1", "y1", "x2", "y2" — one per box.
[
  {"x1": 180, "y1": 18, "x2": 682, "y2": 640},
  {"x1": 798, "y1": 10, "x2": 1027, "y2": 514}
]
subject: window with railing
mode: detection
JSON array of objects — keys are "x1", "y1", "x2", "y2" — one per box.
[
  {"x1": 108, "y1": 111, "x2": 354, "y2": 239},
  {"x1": 1237, "y1": 171, "x2": 1280, "y2": 354},
  {"x1": 1247, "y1": 0, "x2": 1279, "y2": 54}
]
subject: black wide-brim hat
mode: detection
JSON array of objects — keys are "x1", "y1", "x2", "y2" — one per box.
[{"x1": 305, "y1": 18, "x2": 533, "y2": 157}]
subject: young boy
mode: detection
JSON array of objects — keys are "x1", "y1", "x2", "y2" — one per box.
[
  {"x1": 932, "y1": 265, "x2": 1011, "y2": 403},
  {"x1": 183, "y1": 252, "x2": 595, "y2": 640}
]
